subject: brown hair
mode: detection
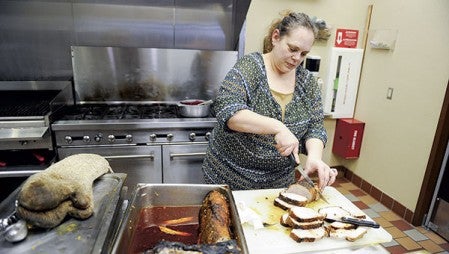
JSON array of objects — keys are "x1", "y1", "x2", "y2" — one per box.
[{"x1": 263, "y1": 11, "x2": 318, "y2": 53}]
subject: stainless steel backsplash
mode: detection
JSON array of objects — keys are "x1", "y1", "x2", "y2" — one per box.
[{"x1": 72, "y1": 46, "x2": 238, "y2": 102}]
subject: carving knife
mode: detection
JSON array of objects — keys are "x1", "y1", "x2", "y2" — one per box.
[
  {"x1": 288, "y1": 154, "x2": 330, "y2": 204},
  {"x1": 325, "y1": 216, "x2": 380, "y2": 228}
]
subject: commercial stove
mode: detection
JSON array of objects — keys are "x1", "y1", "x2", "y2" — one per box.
[
  {"x1": 51, "y1": 102, "x2": 217, "y2": 192},
  {"x1": 50, "y1": 46, "x2": 236, "y2": 193}
]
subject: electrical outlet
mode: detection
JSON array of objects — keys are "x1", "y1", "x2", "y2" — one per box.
[{"x1": 387, "y1": 87, "x2": 394, "y2": 100}]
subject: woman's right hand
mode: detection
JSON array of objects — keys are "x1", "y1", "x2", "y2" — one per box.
[{"x1": 274, "y1": 126, "x2": 299, "y2": 158}]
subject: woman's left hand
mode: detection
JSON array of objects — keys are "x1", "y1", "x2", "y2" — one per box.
[{"x1": 303, "y1": 158, "x2": 338, "y2": 189}]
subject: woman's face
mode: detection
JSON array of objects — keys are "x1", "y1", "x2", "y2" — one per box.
[{"x1": 271, "y1": 27, "x2": 315, "y2": 74}]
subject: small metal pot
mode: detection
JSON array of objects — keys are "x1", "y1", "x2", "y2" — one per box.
[{"x1": 178, "y1": 99, "x2": 212, "y2": 118}]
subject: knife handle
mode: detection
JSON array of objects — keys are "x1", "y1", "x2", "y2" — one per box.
[
  {"x1": 288, "y1": 154, "x2": 298, "y2": 166},
  {"x1": 341, "y1": 217, "x2": 380, "y2": 228}
]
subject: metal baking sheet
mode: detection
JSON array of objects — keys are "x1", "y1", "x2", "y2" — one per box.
[
  {"x1": 0, "y1": 173, "x2": 127, "y2": 254},
  {"x1": 232, "y1": 187, "x2": 392, "y2": 254}
]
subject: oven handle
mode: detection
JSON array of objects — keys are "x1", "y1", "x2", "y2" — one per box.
[
  {"x1": 170, "y1": 152, "x2": 206, "y2": 158},
  {"x1": 103, "y1": 154, "x2": 154, "y2": 160}
]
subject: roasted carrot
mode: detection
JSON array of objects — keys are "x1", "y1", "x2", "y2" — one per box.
[
  {"x1": 160, "y1": 216, "x2": 194, "y2": 225},
  {"x1": 158, "y1": 226, "x2": 192, "y2": 236}
]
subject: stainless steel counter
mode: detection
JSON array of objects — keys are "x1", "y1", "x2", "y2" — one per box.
[{"x1": 0, "y1": 173, "x2": 127, "y2": 254}]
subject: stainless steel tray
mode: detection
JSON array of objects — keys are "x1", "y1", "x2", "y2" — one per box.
[
  {"x1": 110, "y1": 183, "x2": 248, "y2": 254},
  {"x1": 0, "y1": 173, "x2": 127, "y2": 254}
]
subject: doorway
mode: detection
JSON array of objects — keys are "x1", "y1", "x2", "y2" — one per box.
[
  {"x1": 414, "y1": 80, "x2": 449, "y2": 227},
  {"x1": 425, "y1": 146, "x2": 449, "y2": 240}
]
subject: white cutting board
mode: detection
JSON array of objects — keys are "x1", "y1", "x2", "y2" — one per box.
[{"x1": 232, "y1": 187, "x2": 392, "y2": 254}]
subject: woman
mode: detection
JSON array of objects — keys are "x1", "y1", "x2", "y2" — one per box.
[{"x1": 202, "y1": 11, "x2": 337, "y2": 190}]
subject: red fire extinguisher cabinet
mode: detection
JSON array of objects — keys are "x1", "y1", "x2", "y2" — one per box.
[{"x1": 332, "y1": 118, "x2": 365, "y2": 159}]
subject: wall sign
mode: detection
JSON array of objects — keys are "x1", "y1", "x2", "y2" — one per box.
[{"x1": 334, "y1": 29, "x2": 359, "y2": 48}]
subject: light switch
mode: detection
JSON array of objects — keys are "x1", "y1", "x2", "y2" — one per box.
[{"x1": 387, "y1": 87, "x2": 394, "y2": 100}]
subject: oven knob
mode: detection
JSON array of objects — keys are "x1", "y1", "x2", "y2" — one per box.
[
  {"x1": 167, "y1": 133, "x2": 174, "y2": 141},
  {"x1": 126, "y1": 134, "x2": 133, "y2": 142},
  {"x1": 205, "y1": 132, "x2": 211, "y2": 141},
  {"x1": 149, "y1": 134, "x2": 157, "y2": 142},
  {"x1": 108, "y1": 134, "x2": 115, "y2": 143},
  {"x1": 83, "y1": 136, "x2": 91, "y2": 143},
  {"x1": 189, "y1": 133, "x2": 196, "y2": 141},
  {"x1": 65, "y1": 136, "x2": 73, "y2": 144},
  {"x1": 94, "y1": 134, "x2": 102, "y2": 142}
]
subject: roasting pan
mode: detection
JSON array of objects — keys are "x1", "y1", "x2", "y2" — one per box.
[{"x1": 110, "y1": 184, "x2": 248, "y2": 254}]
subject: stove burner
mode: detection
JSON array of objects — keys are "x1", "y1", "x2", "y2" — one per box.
[
  {"x1": 59, "y1": 104, "x2": 180, "y2": 120},
  {"x1": 141, "y1": 105, "x2": 178, "y2": 119}
]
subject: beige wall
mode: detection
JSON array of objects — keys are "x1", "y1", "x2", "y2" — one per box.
[{"x1": 245, "y1": 0, "x2": 449, "y2": 211}]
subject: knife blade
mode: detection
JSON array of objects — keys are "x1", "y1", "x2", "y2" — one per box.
[
  {"x1": 288, "y1": 154, "x2": 314, "y2": 187},
  {"x1": 288, "y1": 154, "x2": 330, "y2": 204},
  {"x1": 325, "y1": 216, "x2": 380, "y2": 228}
]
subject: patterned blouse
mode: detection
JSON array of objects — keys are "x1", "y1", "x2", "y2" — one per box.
[{"x1": 202, "y1": 52, "x2": 327, "y2": 190}]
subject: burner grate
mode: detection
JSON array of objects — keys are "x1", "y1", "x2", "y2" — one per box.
[
  {"x1": 59, "y1": 104, "x2": 180, "y2": 120},
  {"x1": 140, "y1": 104, "x2": 178, "y2": 119}
]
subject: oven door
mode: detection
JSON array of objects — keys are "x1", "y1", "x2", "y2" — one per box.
[
  {"x1": 162, "y1": 143, "x2": 207, "y2": 184},
  {"x1": 57, "y1": 145, "x2": 163, "y2": 188}
]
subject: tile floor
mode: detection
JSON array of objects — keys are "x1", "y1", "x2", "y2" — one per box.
[{"x1": 334, "y1": 177, "x2": 449, "y2": 254}]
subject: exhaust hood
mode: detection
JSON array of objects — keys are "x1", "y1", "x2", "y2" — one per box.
[{"x1": 0, "y1": 0, "x2": 251, "y2": 80}]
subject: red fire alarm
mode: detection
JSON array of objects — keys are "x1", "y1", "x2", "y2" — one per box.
[{"x1": 332, "y1": 118, "x2": 365, "y2": 159}]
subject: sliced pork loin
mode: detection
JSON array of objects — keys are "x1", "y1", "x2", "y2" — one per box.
[
  {"x1": 278, "y1": 191, "x2": 309, "y2": 207},
  {"x1": 273, "y1": 197, "x2": 296, "y2": 210},
  {"x1": 328, "y1": 221, "x2": 357, "y2": 230},
  {"x1": 287, "y1": 216, "x2": 324, "y2": 230},
  {"x1": 280, "y1": 213, "x2": 324, "y2": 229},
  {"x1": 290, "y1": 227, "x2": 327, "y2": 243},
  {"x1": 318, "y1": 206, "x2": 367, "y2": 220},
  {"x1": 274, "y1": 191, "x2": 309, "y2": 210},
  {"x1": 285, "y1": 181, "x2": 320, "y2": 202},
  {"x1": 280, "y1": 213, "x2": 290, "y2": 227},
  {"x1": 280, "y1": 206, "x2": 369, "y2": 243},
  {"x1": 327, "y1": 227, "x2": 368, "y2": 242},
  {"x1": 289, "y1": 207, "x2": 326, "y2": 223},
  {"x1": 351, "y1": 212, "x2": 367, "y2": 219},
  {"x1": 345, "y1": 227, "x2": 368, "y2": 241},
  {"x1": 318, "y1": 206, "x2": 351, "y2": 221},
  {"x1": 274, "y1": 181, "x2": 321, "y2": 211}
]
